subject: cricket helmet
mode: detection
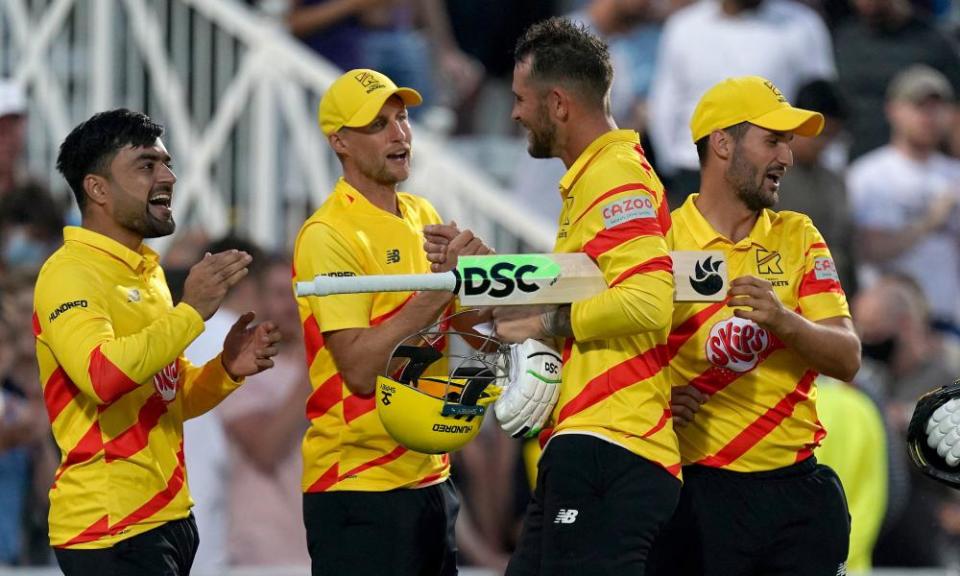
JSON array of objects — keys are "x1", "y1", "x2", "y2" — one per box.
[{"x1": 376, "y1": 319, "x2": 507, "y2": 454}]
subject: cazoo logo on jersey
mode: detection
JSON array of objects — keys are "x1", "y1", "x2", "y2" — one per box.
[
  {"x1": 706, "y1": 316, "x2": 771, "y2": 372},
  {"x1": 601, "y1": 194, "x2": 655, "y2": 229}
]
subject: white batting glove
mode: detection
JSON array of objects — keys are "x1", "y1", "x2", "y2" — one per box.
[
  {"x1": 494, "y1": 339, "x2": 561, "y2": 438},
  {"x1": 927, "y1": 398, "x2": 960, "y2": 467}
]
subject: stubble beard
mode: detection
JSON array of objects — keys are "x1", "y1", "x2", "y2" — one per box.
[{"x1": 726, "y1": 147, "x2": 776, "y2": 211}]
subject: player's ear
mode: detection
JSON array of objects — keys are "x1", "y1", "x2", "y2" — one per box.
[
  {"x1": 329, "y1": 132, "x2": 348, "y2": 156},
  {"x1": 710, "y1": 130, "x2": 732, "y2": 162},
  {"x1": 83, "y1": 174, "x2": 109, "y2": 206}
]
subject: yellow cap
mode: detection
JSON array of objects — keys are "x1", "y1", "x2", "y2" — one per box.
[
  {"x1": 318, "y1": 69, "x2": 423, "y2": 136},
  {"x1": 689, "y1": 76, "x2": 824, "y2": 143}
]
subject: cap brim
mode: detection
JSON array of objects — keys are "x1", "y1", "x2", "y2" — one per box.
[
  {"x1": 752, "y1": 106, "x2": 824, "y2": 138},
  {"x1": 343, "y1": 87, "x2": 423, "y2": 129}
]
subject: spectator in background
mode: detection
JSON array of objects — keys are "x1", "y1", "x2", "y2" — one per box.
[
  {"x1": 852, "y1": 274, "x2": 960, "y2": 566},
  {"x1": 777, "y1": 79, "x2": 857, "y2": 294},
  {"x1": 647, "y1": 0, "x2": 835, "y2": 207},
  {"x1": 834, "y1": 0, "x2": 960, "y2": 160},
  {"x1": 0, "y1": 181, "x2": 65, "y2": 273},
  {"x1": 814, "y1": 376, "x2": 887, "y2": 573},
  {"x1": 218, "y1": 253, "x2": 312, "y2": 567},
  {"x1": 0, "y1": 80, "x2": 28, "y2": 198},
  {"x1": 287, "y1": 0, "x2": 482, "y2": 115},
  {"x1": 183, "y1": 235, "x2": 265, "y2": 573},
  {"x1": 0, "y1": 271, "x2": 58, "y2": 567},
  {"x1": 847, "y1": 65, "x2": 960, "y2": 338}
]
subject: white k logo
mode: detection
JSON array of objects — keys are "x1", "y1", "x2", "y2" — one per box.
[{"x1": 553, "y1": 509, "x2": 579, "y2": 524}]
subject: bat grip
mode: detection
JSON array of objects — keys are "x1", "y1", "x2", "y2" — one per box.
[{"x1": 295, "y1": 272, "x2": 458, "y2": 297}]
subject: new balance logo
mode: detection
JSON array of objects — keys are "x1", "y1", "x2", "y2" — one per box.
[
  {"x1": 553, "y1": 509, "x2": 579, "y2": 524},
  {"x1": 836, "y1": 561, "x2": 847, "y2": 575}
]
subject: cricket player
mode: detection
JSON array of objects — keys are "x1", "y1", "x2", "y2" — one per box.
[
  {"x1": 35, "y1": 109, "x2": 282, "y2": 575},
  {"x1": 648, "y1": 76, "x2": 861, "y2": 576},
  {"x1": 426, "y1": 18, "x2": 682, "y2": 575},
  {"x1": 293, "y1": 68, "x2": 489, "y2": 576}
]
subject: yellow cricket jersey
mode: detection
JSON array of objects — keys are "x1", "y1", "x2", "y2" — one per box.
[
  {"x1": 293, "y1": 178, "x2": 450, "y2": 493},
  {"x1": 667, "y1": 195, "x2": 851, "y2": 472},
  {"x1": 34, "y1": 227, "x2": 241, "y2": 549},
  {"x1": 546, "y1": 130, "x2": 680, "y2": 477}
]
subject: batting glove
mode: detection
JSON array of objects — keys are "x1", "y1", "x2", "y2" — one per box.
[{"x1": 494, "y1": 339, "x2": 561, "y2": 439}]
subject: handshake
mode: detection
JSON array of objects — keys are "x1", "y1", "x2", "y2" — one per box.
[{"x1": 495, "y1": 339, "x2": 562, "y2": 439}]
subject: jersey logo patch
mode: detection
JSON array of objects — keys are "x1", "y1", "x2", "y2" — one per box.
[
  {"x1": 154, "y1": 361, "x2": 180, "y2": 403},
  {"x1": 706, "y1": 316, "x2": 771, "y2": 373},
  {"x1": 601, "y1": 194, "x2": 655, "y2": 229},
  {"x1": 813, "y1": 257, "x2": 839, "y2": 282},
  {"x1": 127, "y1": 289, "x2": 141, "y2": 303},
  {"x1": 690, "y1": 256, "x2": 724, "y2": 296},
  {"x1": 386, "y1": 249, "x2": 401, "y2": 264},
  {"x1": 553, "y1": 509, "x2": 579, "y2": 524},
  {"x1": 756, "y1": 248, "x2": 783, "y2": 275}
]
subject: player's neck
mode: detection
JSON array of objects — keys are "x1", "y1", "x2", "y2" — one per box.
[
  {"x1": 560, "y1": 114, "x2": 619, "y2": 169},
  {"x1": 345, "y1": 176, "x2": 401, "y2": 216},
  {"x1": 82, "y1": 211, "x2": 143, "y2": 251},
  {"x1": 694, "y1": 182, "x2": 758, "y2": 244}
]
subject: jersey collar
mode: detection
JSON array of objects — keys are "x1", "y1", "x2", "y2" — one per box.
[
  {"x1": 63, "y1": 226, "x2": 158, "y2": 272},
  {"x1": 559, "y1": 129, "x2": 640, "y2": 198},
  {"x1": 675, "y1": 194, "x2": 775, "y2": 250},
  {"x1": 332, "y1": 177, "x2": 409, "y2": 219}
]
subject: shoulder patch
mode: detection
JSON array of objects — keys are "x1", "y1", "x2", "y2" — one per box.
[
  {"x1": 601, "y1": 194, "x2": 655, "y2": 229},
  {"x1": 813, "y1": 257, "x2": 839, "y2": 282}
]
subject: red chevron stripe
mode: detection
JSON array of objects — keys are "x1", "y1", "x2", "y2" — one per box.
[
  {"x1": 53, "y1": 421, "x2": 103, "y2": 485},
  {"x1": 305, "y1": 373, "x2": 343, "y2": 420},
  {"x1": 582, "y1": 218, "x2": 664, "y2": 261},
  {"x1": 343, "y1": 393, "x2": 376, "y2": 424},
  {"x1": 60, "y1": 515, "x2": 109, "y2": 548},
  {"x1": 104, "y1": 394, "x2": 169, "y2": 463},
  {"x1": 306, "y1": 462, "x2": 341, "y2": 493},
  {"x1": 662, "y1": 462, "x2": 682, "y2": 477},
  {"x1": 416, "y1": 472, "x2": 447, "y2": 487},
  {"x1": 795, "y1": 419, "x2": 827, "y2": 462},
  {"x1": 697, "y1": 370, "x2": 818, "y2": 468},
  {"x1": 803, "y1": 242, "x2": 828, "y2": 259},
  {"x1": 89, "y1": 346, "x2": 140, "y2": 403},
  {"x1": 641, "y1": 408, "x2": 672, "y2": 439},
  {"x1": 44, "y1": 367, "x2": 80, "y2": 423},
  {"x1": 656, "y1": 189, "x2": 672, "y2": 235},
  {"x1": 109, "y1": 451, "x2": 186, "y2": 532},
  {"x1": 371, "y1": 293, "x2": 415, "y2": 326},
  {"x1": 798, "y1": 269, "x2": 844, "y2": 299},
  {"x1": 688, "y1": 339, "x2": 785, "y2": 396},
  {"x1": 610, "y1": 255, "x2": 673, "y2": 287},
  {"x1": 557, "y1": 344, "x2": 669, "y2": 424},
  {"x1": 302, "y1": 316, "x2": 323, "y2": 367},
  {"x1": 668, "y1": 301, "x2": 727, "y2": 358},
  {"x1": 634, "y1": 144, "x2": 653, "y2": 173},
  {"x1": 32, "y1": 311, "x2": 41, "y2": 336},
  {"x1": 561, "y1": 340, "x2": 573, "y2": 364}
]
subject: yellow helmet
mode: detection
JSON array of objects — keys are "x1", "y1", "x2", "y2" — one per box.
[{"x1": 376, "y1": 323, "x2": 506, "y2": 454}]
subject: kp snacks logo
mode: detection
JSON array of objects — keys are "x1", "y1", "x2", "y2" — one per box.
[
  {"x1": 153, "y1": 361, "x2": 180, "y2": 403},
  {"x1": 706, "y1": 316, "x2": 770, "y2": 373}
]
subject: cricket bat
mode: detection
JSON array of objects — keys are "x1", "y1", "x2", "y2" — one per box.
[{"x1": 294, "y1": 251, "x2": 728, "y2": 305}]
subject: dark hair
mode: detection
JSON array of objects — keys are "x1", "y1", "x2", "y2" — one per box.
[
  {"x1": 56, "y1": 109, "x2": 164, "y2": 211},
  {"x1": 0, "y1": 180, "x2": 65, "y2": 238},
  {"x1": 514, "y1": 17, "x2": 613, "y2": 111},
  {"x1": 794, "y1": 79, "x2": 849, "y2": 122},
  {"x1": 695, "y1": 122, "x2": 750, "y2": 167}
]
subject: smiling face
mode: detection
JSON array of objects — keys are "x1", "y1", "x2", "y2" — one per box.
[
  {"x1": 511, "y1": 58, "x2": 557, "y2": 159},
  {"x1": 103, "y1": 139, "x2": 177, "y2": 239},
  {"x1": 724, "y1": 124, "x2": 793, "y2": 211},
  {"x1": 336, "y1": 96, "x2": 413, "y2": 186}
]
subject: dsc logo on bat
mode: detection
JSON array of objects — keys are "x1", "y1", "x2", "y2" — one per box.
[{"x1": 459, "y1": 262, "x2": 544, "y2": 299}]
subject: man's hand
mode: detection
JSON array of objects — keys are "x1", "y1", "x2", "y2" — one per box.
[
  {"x1": 727, "y1": 276, "x2": 793, "y2": 335},
  {"x1": 493, "y1": 305, "x2": 554, "y2": 343},
  {"x1": 181, "y1": 250, "x2": 252, "y2": 320},
  {"x1": 423, "y1": 221, "x2": 493, "y2": 273},
  {"x1": 671, "y1": 385, "x2": 709, "y2": 427},
  {"x1": 221, "y1": 312, "x2": 282, "y2": 380}
]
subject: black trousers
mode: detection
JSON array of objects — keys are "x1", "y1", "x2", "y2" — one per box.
[
  {"x1": 54, "y1": 515, "x2": 198, "y2": 576},
  {"x1": 303, "y1": 480, "x2": 459, "y2": 576},
  {"x1": 647, "y1": 457, "x2": 851, "y2": 576},
  {"x1": 506, "y1": 434, "x2": 681, "y2": 576}
]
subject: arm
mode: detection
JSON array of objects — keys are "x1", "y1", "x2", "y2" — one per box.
[
  {"x1": 728, "y1": 276, "x2": 861, "y2": 381},
  {"x1": 324, "y1": 290, "x2": 453, "y2": 395},
  {"x1": 857, "y1": 193, "x2": 956, "y2": 262}
]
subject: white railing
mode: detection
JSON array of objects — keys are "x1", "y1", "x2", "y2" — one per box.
[{"x1": 0, "y1": 0, "x2": 555, "y2": 253}]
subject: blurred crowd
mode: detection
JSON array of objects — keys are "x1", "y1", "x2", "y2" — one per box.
[{"x1": 3, "y1": 0, "x2": 960, "y2": 571}]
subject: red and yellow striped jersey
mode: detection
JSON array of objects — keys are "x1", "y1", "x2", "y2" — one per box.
[
  {"x1": 293, "y1": 178, "x2": 449, "y2": 493},
  {"x1": 34, "y1": 227, "x2": 242, "y2": 549},
  {"x1": 547, "y1": 130, "x2": 680, "y2": 476},
  {"x1": 667, "y1": 195, "x2": 850, "y2": 471}
]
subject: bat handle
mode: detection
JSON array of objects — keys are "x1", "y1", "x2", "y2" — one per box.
[{"x1": 295, "y1": 272, "x2": 459, "y2": 297}]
